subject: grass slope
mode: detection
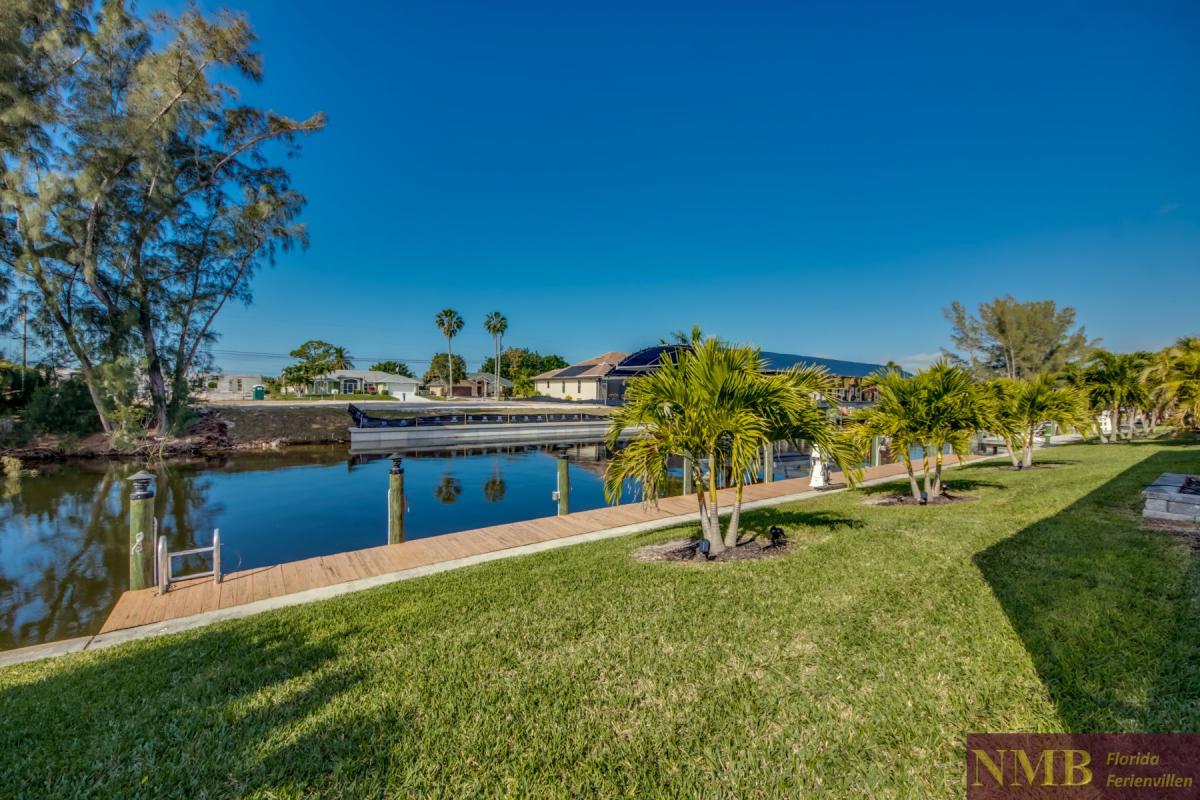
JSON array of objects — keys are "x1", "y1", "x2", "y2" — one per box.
[{"x1": 1, "y1": 441, "x2": 1197, "y2": 798}]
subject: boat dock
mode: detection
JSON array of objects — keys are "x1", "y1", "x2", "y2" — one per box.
[{"x1": 96, "y1": 454, "x2": 990, "y2": 639}]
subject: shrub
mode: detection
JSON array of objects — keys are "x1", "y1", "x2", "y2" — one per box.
[
  {"x1": 0, "y1": 362, "x2": 47, "y2": 411},
  {"x1": 24, "y1": 380, "x2": 102, "y2": 436}
]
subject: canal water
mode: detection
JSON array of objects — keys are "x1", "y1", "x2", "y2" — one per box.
[{"x1": 1, "y1": 441, "x2": 821, "y2": 650}]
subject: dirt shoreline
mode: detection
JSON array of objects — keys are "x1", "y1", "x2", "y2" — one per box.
[{"x1": 2, "y1": 401, "x2": 616, "y2": 461}]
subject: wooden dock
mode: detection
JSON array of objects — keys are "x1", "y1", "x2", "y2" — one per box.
[{"x1": 99, "y1": 457, "x2": 974, "y2": 635}]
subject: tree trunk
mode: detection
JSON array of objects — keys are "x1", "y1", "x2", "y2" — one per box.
[
  {"x1": 724, "y1": 483, "x2": 744, "y2": 548},
  {"x1": 921, "y1": 448, "x2": 933, "y2": 499},
  {"x1": 494, "y1": 334, "x2": 502, "y2": 400},
  {"x1": 934, "y1": 450, "x2": 944, "y2": 494},
  {"x1": 694, "y1": 466, "x2": 712, "y2": 541},
  {"x1": 447, "y1": 338, "x2": 454, "y2": 395},
  {"x1": 1008, "y1": 438, "x2": 1021, "y2": 467},
  {"x1": 904, "y1": 456, "x2": 921, "y2": 502},
  {"x1": 706, "y1": 452, "x2": 725, "y2": 554},
  {"x1": 137, "y1": 294, "x2": 169, "y2": 433}
]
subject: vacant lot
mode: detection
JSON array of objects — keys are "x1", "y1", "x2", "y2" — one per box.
[{"x1": 1, "y1": 440, "x2": 1197, "y2": 798}]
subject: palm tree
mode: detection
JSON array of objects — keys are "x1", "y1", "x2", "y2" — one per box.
[
  {"x1": 329, "y1": 346, "x2": 353, "y2": 370},
  {"x1": 484, "y1": 312, "x2": 508, "y2": 400},
  {"x1": 918, "y1": 362, "x2": 994, "y2": 494},
  {"x1": 991, "y1": 375, "x2": 1090, "y2": 468},
  {"x1": 605, "y1": 334, "x2": 855, "y2": 554},
  {"x1": 1083, "y1": 351, "x2": 1150, "y2": 442},
  {"x1": 848, "y1": 369, "x2": 928, "y2": 502},
  {"x1": 1145, "y1": 337, "x2": 1200, "y2": 432},
  {"x1": 434, "y1": 309, "x2": 464, "y2": 393},
  {"x1": 848, "y1": 362, "x2": 990, "y2": 501}
]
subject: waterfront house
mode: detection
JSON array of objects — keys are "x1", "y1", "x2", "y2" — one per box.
[
  {"x1": 425, "y1": 372, "x2": 512, "y2": 398},
  {"x1": 311, "y1": 369, "x2": 420, "y2": 399},
  {"x1": 600, "y1": 346, "x2": 887, "y2": 407},
  {"x1": 533, "y1": 352, "x2": 628, "y2": 401}
]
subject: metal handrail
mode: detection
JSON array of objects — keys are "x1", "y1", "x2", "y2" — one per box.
[{"x1": 156, "y1": 528, "x2": 222, "y2": 594}]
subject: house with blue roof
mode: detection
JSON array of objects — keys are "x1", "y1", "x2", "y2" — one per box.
[{"x1": 600, "y1": 345, "x2": 890, "y2": 407}]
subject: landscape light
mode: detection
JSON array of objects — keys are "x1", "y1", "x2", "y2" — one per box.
[{"x1": 768, "y1": 525, "x2": 786, "y2": 546}]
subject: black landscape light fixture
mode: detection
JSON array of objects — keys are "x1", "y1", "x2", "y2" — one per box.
[
  {"x1": 768, "y1": 525, "x2": 786, "y2": 547},
  {"x1": 696, "y1": 538, "x2": 711, "y2": 559},
  {"x1": 919, "y1": 490, "x2": 928, "y2": 505}
]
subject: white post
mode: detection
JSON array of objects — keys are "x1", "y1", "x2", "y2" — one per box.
[{"x1": 213, "y1": 528, "x2": 222, "y2": 584}]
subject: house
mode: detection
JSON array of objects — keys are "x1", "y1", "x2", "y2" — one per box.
[
  {"x1": 600, "y1": 346, "x2": 887, "y2": 407},
  {"x1": 310, "y1": 369, "x2": 420, "y2": 399},
  {"x1": 194, "y1": 373, "x2": 265, "y2": 400},
  {"x1": 532, "y1": 352, "x2": 627, "y2": 401},
  {"x1": 425, "y1": 372, "x2": 513, "y2": 398}
]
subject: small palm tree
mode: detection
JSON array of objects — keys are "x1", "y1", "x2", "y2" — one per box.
[
  {"x1": 484, "y1": 312, "x2": 508, "y2": 400},
  {"x1": 434, "y1": 309, "x2": 464, "y2": 393},
  {"x1": 991, "y1": 375, "x2": 1090, "y2": 467},
  {"x1": 1084, "y1": 351, "x2": 1150, "y2": 441},
  {"x1": 848, "y1": 369, "x2": 928, "y2": 502},
  {"x1": 605, "y1": 334, "x2": 855, "y2": 553},
  {"x1": 1145, "y1": 337, "x2": 1200, "y2": 432}
]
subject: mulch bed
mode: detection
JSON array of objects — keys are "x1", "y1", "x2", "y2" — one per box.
[
  {"x1": 633, "y1": 537, "x2": 793, "y2": 563},
  {"x1": 860, "y1": 492, "x2": 978, "y2": 507}
]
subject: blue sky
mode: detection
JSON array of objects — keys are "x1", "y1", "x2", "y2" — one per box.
[{"x1": 163, "y1": 0, "x2": 1198, "y2": 375}]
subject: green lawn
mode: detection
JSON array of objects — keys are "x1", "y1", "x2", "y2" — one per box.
[{"x1": 1, "y1": 441, "x2": 1197, "y2": 798}]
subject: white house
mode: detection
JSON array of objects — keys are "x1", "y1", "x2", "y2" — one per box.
[
  {"x1": 311, "y1": 369, "x2": 420, "y2": 399},
  {"x1": 533, "y1": 352, "x2": 627, "y2": 401},
  {"x1": 194, "y1": 373, "x2": 265, "y2": 400}
]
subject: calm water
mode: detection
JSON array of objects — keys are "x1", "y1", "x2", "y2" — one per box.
[{"x1": 1, "y1": 441, "x2": 821, "y2": 650}]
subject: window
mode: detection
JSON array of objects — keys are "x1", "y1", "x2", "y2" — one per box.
[
  {"x1": 577, "y1": 381, "x2": 581, "y2": 393},
  {"x1": 561, "y1": 381, "x2": 566, "y2": 393}
]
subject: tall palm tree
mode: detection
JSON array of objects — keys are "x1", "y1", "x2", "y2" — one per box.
[
  {"x1": 330, "y1": 346, "x2": 353, "y2": 370},
  {"x1": 484, "y1": 312, "x2": 508, "y2": 400},
  {"x1": 434, "y1": 309, "x2": 464, "y2": 393},
  {"x1": 1083, "y1": 351, "x2": 1149, "y2": 442}
]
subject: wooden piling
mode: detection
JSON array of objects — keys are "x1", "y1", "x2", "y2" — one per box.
[
  {"x1": 127, "y1": 471, "x2": 155, "y2": 591},
  {"x1": 388, "y1": 453, "x2": 405, "y2": 544},
  {"x1": 557, "y1": 455, "x2": 570, "y2": 516}
]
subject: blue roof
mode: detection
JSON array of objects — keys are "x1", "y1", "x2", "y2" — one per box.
[{"x1": 760, "y1": 352, "x2": 887, "y2": 378}]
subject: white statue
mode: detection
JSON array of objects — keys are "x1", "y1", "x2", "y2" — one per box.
[{"x1": 809, "y1": 444, "x2": 827, "y2": 488}]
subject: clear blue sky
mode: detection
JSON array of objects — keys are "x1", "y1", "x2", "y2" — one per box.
[{"x1": 166, "y1": 0, "x2": 1198, "y2": 375}]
